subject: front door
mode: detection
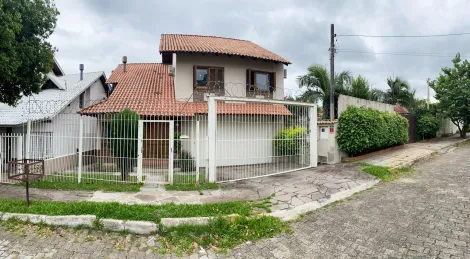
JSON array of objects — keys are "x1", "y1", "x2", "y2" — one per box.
[{"x1": 138, "y1": 120, "x2": 174, "y2": 185}]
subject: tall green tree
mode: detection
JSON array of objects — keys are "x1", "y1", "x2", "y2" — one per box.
[
  {"x1": 383, "y1": 77, "x2": 415, "y2": 107},
  {"x1": 297, "y1": 64, "x2": 352, "y2": 118},
  {"x1": 0, "y1": 0, "x2": 59, "y2": 106},
  {"x1": 349, "y1": 75, "x2": 371, "y2": 100},
  {"x1": 110, "y1": 109, "x2": 140, "y2": 180},
  {"x1": 429, "y1": 53, "x2": 470, "y2": 138}
]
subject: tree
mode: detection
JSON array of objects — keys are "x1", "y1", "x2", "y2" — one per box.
[
  {"x1": 349, "y1": 75, "x2": 371, "y2": 100},
  {"x1": 429, "y1": 53, "x2": 470, "y2": 138},
  {"x1": 110, "y1": 109, "x2": 140, "y2": 180},
  {"x1": 383, "y1": 77, "x2": 415, "y2": 107},
  {"x1": 0, "y1": 0, "x2": 59, "y2": 106},
  {"x1": 297, "y1": 64, "x2": 352, "y2": 118}
]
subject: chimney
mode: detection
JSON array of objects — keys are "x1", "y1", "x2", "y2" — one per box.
[
  {"x1": 79, "y1": 64, "x2": 84, "y2": 80},
  {"x1": 122, "y1": 56, "x2": 127, "y2": 72}
]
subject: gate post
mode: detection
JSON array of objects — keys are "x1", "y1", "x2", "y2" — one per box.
[
  {"x1": 195, "y1": 120, "x2": 200, "y2": 182},
  {"x1": 16, "y1": 135, "x2": 23, "y2": 160},
  {"x1": 78, "y1": 117, "x2": 83, "y2": 183},
  {"x1": 207, "y1": 97, "x2": 217, "y2": 183},
  {"x1": 25, "y1": 120, "x2": 31, "y2": 159},
  {"x1": 309, "y1": 105, "x2": 318, "y2": 167},
  {"x1": 137, "y1": 120, "x2": 143, "y2": 182},
  {"x1": 168, "y1": 121, "x2": 174, "y2": 185}
]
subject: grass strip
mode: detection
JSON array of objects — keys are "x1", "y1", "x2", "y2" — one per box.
[
  {"x1": 0, "y1": 198, "x2": 254, "y2": 223},
  {"x1": 158, "y1": 215, "x2": 290, "y2": 255},
  {"x1": 166, "y1": 173, "x2": 220, "y2": 192},
  {"x1": 17, "y1": 173, "x2": 143, "y2": 192}
]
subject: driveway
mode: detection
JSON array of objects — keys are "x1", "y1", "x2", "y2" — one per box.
[
  {"x1": 228, "y1": 143, "x2": 470, "y2": 258},
  {"x1": 0, "y1": 144, "x2": 468, "y2": 258}
]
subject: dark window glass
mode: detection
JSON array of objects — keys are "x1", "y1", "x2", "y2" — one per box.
[{"x1": 196, "y1": 68, "x2": 208, "y2": 87}]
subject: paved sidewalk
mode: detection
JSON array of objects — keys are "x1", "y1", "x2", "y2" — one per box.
[
  {"x1": 0, "y1": 163, "x2": 376, "y2": 214},
  {"x1": 361, "y1": 134, "x2": 467, "y2": 168}
]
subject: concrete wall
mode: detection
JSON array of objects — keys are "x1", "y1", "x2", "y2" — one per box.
[
  {"x1": 338, "y1": 94, "x2": 395, "y2": 116},
  {"x1": 438, "y1": 118, "x2": 459, "y2": 137},
  {"x1": 174, "y1": 53, "x2": 285, "y2": 101},
  {"x1": 180, "y1": 115, "x2": 283, "y2": 167}
]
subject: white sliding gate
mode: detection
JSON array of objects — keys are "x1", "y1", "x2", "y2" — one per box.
[
  {"x1": 137, "y1": 120, "x2": 174, "y2": 185},
  {"x1": 207, "y1": 96, "x2": 317, "y2": 183}
]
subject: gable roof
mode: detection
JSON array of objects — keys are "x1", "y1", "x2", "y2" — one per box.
[
  {"x1": 394, "y1": 104, "x2": 409, "y2": 114},
  {"x1": 0, "y1": 71, "x2": 106, "y2": 125},
  {"x1": 159, "y1": 34, "x2": 291, "y2": 65},
  {"x1": 82, "y1": 63, "x2": 291, "y2": 117}
]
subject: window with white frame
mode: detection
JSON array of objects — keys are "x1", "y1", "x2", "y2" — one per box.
[{"x1": 30, "y1": 132, "x2": 53, "y2": 159}]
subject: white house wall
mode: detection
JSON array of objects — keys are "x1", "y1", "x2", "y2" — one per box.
[
  {"x1": 174, "y1": 53, "x2": 285, "y2": 101},
  {"x1": 180, "y1": 115, "x2": 283, "y2": 167}
]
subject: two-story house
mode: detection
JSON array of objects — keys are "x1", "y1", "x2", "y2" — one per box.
[{"x1": 82, "y1": 34, "x2": 291, "y2": 179}]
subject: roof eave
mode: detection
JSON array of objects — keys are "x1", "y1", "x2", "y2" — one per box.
[{"x1": 160, "y1": 50, "x2": 291, "y2": 65}]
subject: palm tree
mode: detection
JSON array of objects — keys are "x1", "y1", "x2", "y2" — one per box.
[
  {"x1": 297, "y1": 64, "x2": 352, "y2": 118},
  {"x1": 384, "y1": 77, "x2": 414, "y2": 107}
]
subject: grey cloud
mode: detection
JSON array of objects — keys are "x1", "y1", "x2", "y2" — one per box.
[{"x1": 50, "y1": 0, "x2": 470, "y2": 100}]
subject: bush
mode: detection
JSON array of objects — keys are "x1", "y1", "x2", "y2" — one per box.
[
  {"x1": 416, "y1": 115, "x2": 440, "y2": 139},
  {"x1": 174, "y1": 132, "x2": 182, "y2": 154},
  {"x1": 337, "y1": 106, "x2": 409, "y2": 156},
  {"x1": 274, "y1": 126, "x2": 308, "y2": 156},
  {"x1": 178, "y1": 150, "x2": 196, "y2": 172},
  {"x1": 110, "y1": 109, "x2": 140, "y2": 180}
]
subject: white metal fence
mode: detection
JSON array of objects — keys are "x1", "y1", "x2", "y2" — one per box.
[{"x1": 0, "y1": 97, "x2": 317, "y2": 186}]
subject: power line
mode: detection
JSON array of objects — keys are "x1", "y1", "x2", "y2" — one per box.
[
  {"x1": 336, "y1": 49, "x2": 460, "y2": 58},
  {"x1": 336, "y1": 32, "x2": 470, "y2": 38}
]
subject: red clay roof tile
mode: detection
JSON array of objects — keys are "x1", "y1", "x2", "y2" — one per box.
[{"x1": 159, "y1": 34, "x2": 291, "y2": 64}]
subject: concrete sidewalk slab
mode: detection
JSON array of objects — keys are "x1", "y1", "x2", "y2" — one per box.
[{"x1": 360, "y1": 135, "x2": 468, "y2": 168}]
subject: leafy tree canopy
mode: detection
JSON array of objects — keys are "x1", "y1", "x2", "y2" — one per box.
[
  {"x1": 429, "y1": 53, "x2": 470, "y2": 138},
  {"x1": 0, "y1": 0, "x2": 59, "y2": 106}
]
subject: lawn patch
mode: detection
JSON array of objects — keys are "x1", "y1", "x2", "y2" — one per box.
[
  {"x1": 157, "y1": 215, "x2": 289, "y2": 255},
  {"x1": 165, "y1": 173, "x2": 219, "y2": 192},
  {"x1": 17, "y1": 173, "x2": 143, "y2": 192},
  {"x1": 360, "y1": 164, "x2": 413, "y2": 182},
  {"x1": 0, "y1": 199, "x2": 254, "y2": 223}
]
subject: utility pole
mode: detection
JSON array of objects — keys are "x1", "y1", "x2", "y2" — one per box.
[
  {"x1": 329, "y1": 24, "x2": 335, "y2": 120},
  {"x1": 426, "y1": 78, "x2": 431, "y2": 109}
]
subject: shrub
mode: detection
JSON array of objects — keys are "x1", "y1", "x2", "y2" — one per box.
[
  {"x1": 174, "y1": 132, "x2": 182, "y2": 154},
  {"x1": 110, "y1": 109, "x2": 140, "y2": 180},
  {"x1": 274, "y1": 126, "x2": 308, "y2": 156},
  {"x1": 337, "y1": 106, "x2": 408, "y2": 156},
  {"x1": 416, "y1": 115, "x2": 440, "y2": 139},
  {"x1": 178, "y1": 150, "x2": 196, "y2": 172}
]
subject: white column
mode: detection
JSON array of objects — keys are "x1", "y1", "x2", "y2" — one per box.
[
  {"x1": 207, "y1": 97, "x2": 217, "y2": 183},
  {"x1": 309, "y1": 105, "x2": 318, "y2": 167},
  {"x1": 25, "y1": 120, "x2": 31, "y2": 159},
  {"x1": 137, "y1": 120, "x2": 143, "y2": 182},
  {"x1": 78, "y1": 117, "x2": 83, "y2": 183},
  {"x1": 16, "y1": 136, "x2": 23, "y2": 160},
  {"x1": 195, "y1": 120, "x2": 200, "y2": 182},
  {"x1": 168, "y1": 121, "x2": 174, "y2": 185},
  {"x1": 0, "y1": 137, "x2": 3, "y2": 181}
]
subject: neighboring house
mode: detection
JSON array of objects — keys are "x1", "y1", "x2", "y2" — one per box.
[
  {"x1": 82, "y1": 34, "x2": 292, "y2": 171},
  {"x1": 0, "y1": 59, "x2": 108, "y2": 173}
]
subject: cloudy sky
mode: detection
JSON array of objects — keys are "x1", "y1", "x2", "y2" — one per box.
[{"x1": 50, "y1": 0, "x2": 470, "y2": 100}]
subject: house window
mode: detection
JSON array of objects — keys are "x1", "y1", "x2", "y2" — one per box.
[
  {"x1": 30, "y1": 132, "x2": 53, "y2": 159},
  {"x1": 193, "y1": 66, "x2": 224, "y2": 88},
  {"x1": 79, "y1": 92, "x2": 85, "y2": 108},
  {"x1": 247, "y1": 70, "x2": 276, "y2": 92}
]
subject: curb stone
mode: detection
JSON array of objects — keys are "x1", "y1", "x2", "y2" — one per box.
[
  {"x1": 269, "y1": 179, "x2": 380, "y2": 221},
  {"x1": 0, "y1": 213, "x2": 95, "y2": 228}
]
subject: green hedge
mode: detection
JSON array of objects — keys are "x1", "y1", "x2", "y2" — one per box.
[
  {"x1": 274, "y1": 126, "x2": 308, "y2": 156},
  {"x1": 337, "y1": 106, "x2": 409, "y2": 156}
]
